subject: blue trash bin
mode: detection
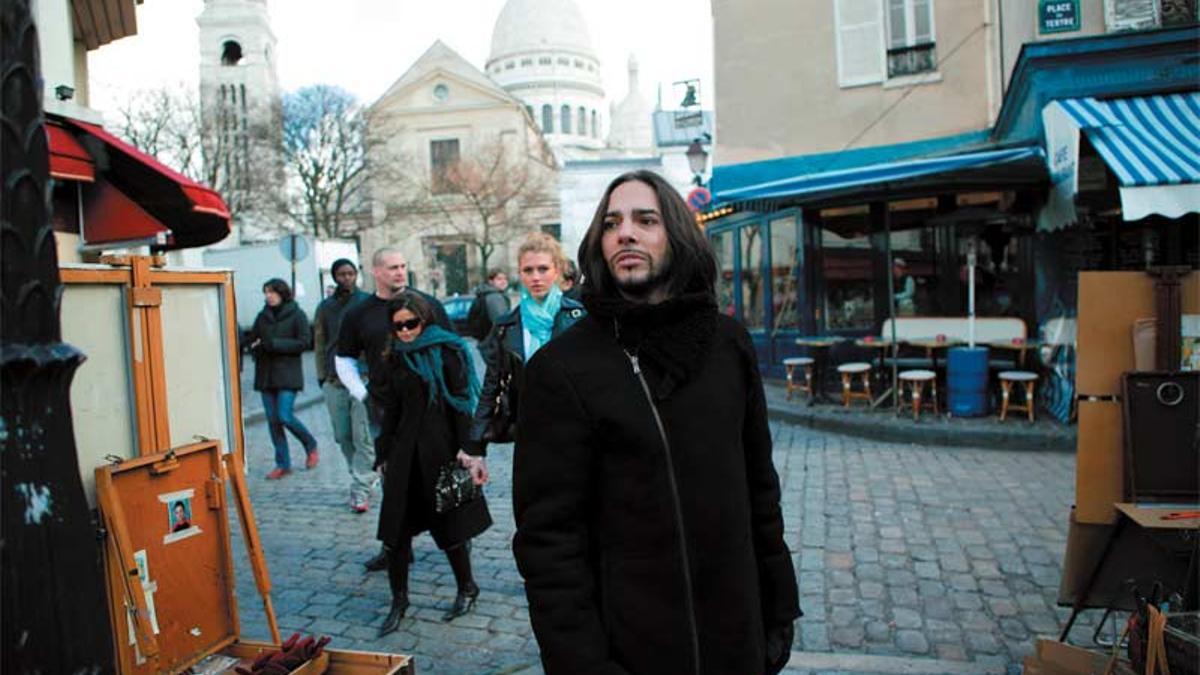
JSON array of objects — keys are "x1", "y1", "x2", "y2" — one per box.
[{"x1": 947, "y1": 346, "x2": 989, "y2": 417}]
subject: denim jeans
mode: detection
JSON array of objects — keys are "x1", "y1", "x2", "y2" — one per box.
[
  {"x1": 261, "y1": 389, "x2": 318, "y2": 470},
  {"x1": 322, "y1": 381, "x2": 377, "y2": 500}
]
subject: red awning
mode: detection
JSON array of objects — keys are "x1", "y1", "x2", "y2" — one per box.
[
  {"x1": 61, "y1": 118, "x2": 231, "y2": 250},
  {"x1": 83, "y1": 180, "x2": 171, "y2": 247},
  {"x1": 46, "y1": 122, "x2": 95, "y2": 182}
]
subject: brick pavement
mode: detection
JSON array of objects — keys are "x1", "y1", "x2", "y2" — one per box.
[{"x1": 232, "y1": 403, "x2": 1082, "y2": 674}]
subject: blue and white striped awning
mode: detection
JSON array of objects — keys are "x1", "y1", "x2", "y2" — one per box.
[
  {"x1": 1055, "y1": 93, "x2": 1200, "y2": 187},
  {"x1": 1042, "y1": 93, "x2": 1199, "y2": 224}
]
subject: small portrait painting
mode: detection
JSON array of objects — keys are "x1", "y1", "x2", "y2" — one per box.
[{"x1": 169, "y1": 499, "x2": 193, "y2": 533}]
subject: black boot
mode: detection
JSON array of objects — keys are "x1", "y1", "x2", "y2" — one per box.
[
  {"x1": 378, "y1": 544, "x2": 410, "y2": 637},
  {"x1": 363, "y1": 546, "x2": 388, "y2": 572},
  {"x1": 442, "y1": 543, "x2": 480, "y2": 622}
]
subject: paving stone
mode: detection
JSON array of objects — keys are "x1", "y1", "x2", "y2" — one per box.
[
  {"x1": 895, "y1": 629, "x2": 930, "y2": 655},
  {"x1": 891, "y1": 607, "x2": 923, "y2": 629},
  {"x1": 864, "y1": 621, "x2": 892, "y2": 643},
  {"x1": 830, "y1": 625, "x2": 866, "y2": 649}
]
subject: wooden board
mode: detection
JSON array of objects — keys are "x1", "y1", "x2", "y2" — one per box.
[
  {"x1": 1114, "y1": 502, "x2": 1200, "y2": 530},
  {"x1": 220, "y1": 642, "x2": 414, "y2": 674},
  {"x1": 1075, "y1": 399, "x2": 1124, "y2": 524},
  {"x1": 1076, "y1": 271, "x2": 1200, "y2": 396},
  {"x1": 97, "y1": 441, "x2": 239, "y2": 674}
]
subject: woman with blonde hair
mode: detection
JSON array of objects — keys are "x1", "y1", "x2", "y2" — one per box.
[{"x1": 469, "y1": 232, "x2": 585, "y2": 451}]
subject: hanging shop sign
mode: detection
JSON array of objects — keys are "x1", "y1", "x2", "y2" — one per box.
[{"x1": 1039, "y1": 0, "x2": 1081, "y2": 34}]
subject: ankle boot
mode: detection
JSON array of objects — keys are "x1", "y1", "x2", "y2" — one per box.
[
  {"x1": 442, "y1": 543, "x2": 479, "y2": 622},
  {"x1": 378, "y1": 543, "x2": 411, "y2": 637}
]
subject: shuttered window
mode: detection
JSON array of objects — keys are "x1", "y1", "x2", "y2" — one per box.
[{"x1": 834, "y1": 0, "x2": 886, "y2": 87}]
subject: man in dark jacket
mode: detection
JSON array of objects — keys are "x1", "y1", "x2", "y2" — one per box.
[
  {"x1": 335, "y1": 246, "x2": 451, "y2": 569},
  {"x1": 314, "y1": 258, "x2": 375, "y2": 513},
  {"x1": 513, "y1": 170, "x2": 800, "y2": 675},
  {"x1": 467, "y1": 268, "x2": 511, "y2": 340}
]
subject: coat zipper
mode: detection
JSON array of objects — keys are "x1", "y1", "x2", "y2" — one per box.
[{"x1": 624, "y1": 349, "x2": 702, "y2": 675}]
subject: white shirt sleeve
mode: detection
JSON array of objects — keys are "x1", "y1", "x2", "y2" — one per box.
[{"x1": 335, "y1": 356, "x2": 368, "y2": 402}]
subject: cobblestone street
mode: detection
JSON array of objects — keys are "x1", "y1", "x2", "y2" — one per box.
[{"x1": 232, "y1": 402, "x2": 1079, "y2": 674}]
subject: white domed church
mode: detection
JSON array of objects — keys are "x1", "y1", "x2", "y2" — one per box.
[{"x1": 363, "y1": 0, "x2": 712, "y2": 295}]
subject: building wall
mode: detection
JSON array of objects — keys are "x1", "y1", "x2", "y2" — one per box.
[
  {"x1": 366, "y1": 78, "x2": 560, "y2": 296},
  {"x1": 712, "y1": 0, "x2": 1106, "y2": 167}
]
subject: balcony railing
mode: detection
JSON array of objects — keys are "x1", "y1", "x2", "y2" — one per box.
[{"x1": 887, "y1": 42, "x2": 937, "y2": 78}]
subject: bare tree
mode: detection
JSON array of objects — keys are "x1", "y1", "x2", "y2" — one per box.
[
  {"x1": 112, "y1": 84, "x2": 284, "y2": 235},
  {"x1": 377, "y1": 135, "x2": 558, "y2": 279},
  {"x1": 280, "y1": 85, "x2": 372, "y2": 239}
]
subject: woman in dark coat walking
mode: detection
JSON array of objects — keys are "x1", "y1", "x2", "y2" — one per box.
[
  {"x1": 372, "y1": 291, "x2": 492, "y2": 637},
  {"x1": 250, "y1": 278, "x2": 319, "y2": 479},
  {"x1": 469, "y1": 232, "x2": 584, "y2": 450}
]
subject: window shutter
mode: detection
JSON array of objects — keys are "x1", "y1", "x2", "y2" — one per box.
[
  {"x1": 1105, "y1": 0, "x2": 1162, "y2": 31},
  {"x1": 835, "y1": 0, "x2": 886, "y2": 87}
]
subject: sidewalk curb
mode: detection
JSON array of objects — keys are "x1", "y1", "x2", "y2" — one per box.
[
  {"x1": 242, "y1": 392, "x2": 325, "y2": 426},
  {"x1": 765, "y1": 389, "x2": 1075, "y2": 452}
]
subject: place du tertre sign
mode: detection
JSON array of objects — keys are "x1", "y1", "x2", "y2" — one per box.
[{"x1": 1040, "y1": 0, "x2": 1081, "y2": 34}]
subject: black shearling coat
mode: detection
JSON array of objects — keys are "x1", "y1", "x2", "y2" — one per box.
[
  {"x1": 372, "y1": 343, "x2": 491, "y2": 550},
  {"x1": 250, "y1": 301, "x2": 311, "y2": 391},
  {"x1": 513, "y1": 313, "x2": 800, "y2": 675}
]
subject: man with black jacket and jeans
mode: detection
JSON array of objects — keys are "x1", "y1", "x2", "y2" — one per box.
[
  {"x1": 314, "y1": 258, "x2": 375, "y2": 513},
  {"x1": 335, "y1": 246, "x2": 450, "y2": 571},
  {"x1": 513, "y1": 170, "x2": 800, "y2": 675}
]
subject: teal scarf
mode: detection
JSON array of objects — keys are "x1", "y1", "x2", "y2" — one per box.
[
  {"x1": 519, "y1": 285, "x2": 562, "y2": 358},
  {"x1": 389, "y1": 325, "x2": 480, "y2": 414}
]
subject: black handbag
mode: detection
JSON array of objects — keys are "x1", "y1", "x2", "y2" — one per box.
[
  {"x1": 481, "y1": 326, "x2": 517, "y2": 444},
  {"x1": 434, "y1": 461, "x2": 482, "y2": 514}
]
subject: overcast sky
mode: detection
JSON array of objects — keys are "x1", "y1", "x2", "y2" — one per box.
[{"x1": 87, "y1": 0, "x2": 714, "y2": 117}]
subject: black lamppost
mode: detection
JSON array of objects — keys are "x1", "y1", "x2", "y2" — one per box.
[{"x1": 686, "y1": 139, "x2": 709, "y2": 186}]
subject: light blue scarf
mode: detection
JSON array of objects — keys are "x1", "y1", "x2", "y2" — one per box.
[
  {"x1": 389, "y1": 325, "x2": 480, "y2": 414},
  {"x1": 519, "y1": 285, "x2": 562, "y2": 358}
]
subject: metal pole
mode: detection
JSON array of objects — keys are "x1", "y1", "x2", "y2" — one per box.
[
  {"x1": 289, "y1": 233, "x2": 297, "y2": 292},
  {"x1": 2, "y1": 1, "x2": 116, "y2": 670},
  {"x1": 884, "y1": 206, "x2": 899, "y2": 414},
  {"x1": 968, "y1": 242, "x2": 977, "y2": 348}
]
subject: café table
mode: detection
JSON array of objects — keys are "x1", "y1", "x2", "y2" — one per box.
[
  {"x1": 854, "y1": 338, "x2": 900, "y2": 408},
  {"x1": 986, "y1": 338, "x2": 1042, "y2": 369},
  {"x1": 794, "y1": 336, "x2": 847, "y2": 405},
  {"x1": 905, "y1": 337, "x2": 964, "y2": 371}
]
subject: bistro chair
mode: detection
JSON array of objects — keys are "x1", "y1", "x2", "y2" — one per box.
[
  {"x1": 782, "y1": 356, "x2": 815, "y2": 402},
  {"x1": 837, "y1": 362, "x2": 872, "y2": 408},
  {"x1": 998, "y1": 370, "x2": 1039, "y2": 422},
  {"x1": 897, "y1": 369, "x2": 938, "y2": 421}
]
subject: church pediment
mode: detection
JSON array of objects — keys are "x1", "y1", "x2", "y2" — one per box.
[{"x1": 370, "y1": 40, "x2": 519, "y2": 115}]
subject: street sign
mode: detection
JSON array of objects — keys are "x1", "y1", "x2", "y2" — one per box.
[
  {"x1": 278, "y1": 233, "x2": 309, "y2": 263},
  {"x1": 1039, "y1": 0, "x2": 1080, "y2": 34},
  {"x1": 674, "y1": 111, "x2": 703, "y2": 129},
  {"x1": 686, "y1": 187, "x2": 712, "y2": 213}
]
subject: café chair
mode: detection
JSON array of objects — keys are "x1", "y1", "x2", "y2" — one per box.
[
  {"x1": 998, "y1": 370, "x2": 1039, "y2": 422},
  {"x1": 782, "y1": 356, "x2": 815, "y2": 401},
  {"x1": 897, "y1": 369, "x2": 937, "y2": 421},
  {"x1": 837, "y1": 362, "x2": 872, "y2": 408}
]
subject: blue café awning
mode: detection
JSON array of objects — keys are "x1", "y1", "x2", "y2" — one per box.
[
  {"x1": 1043, "y1": 92, "x2": 1199, "y2": 222},
  {"x1": 711, "y1": 132, "x2": 1047, "y2": 211}
]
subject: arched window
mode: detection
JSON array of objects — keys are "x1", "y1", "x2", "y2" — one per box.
[
  {"x1": 561, "y1": 105, "x2": 571, "y2": 134},
  {"x1": 542, "y1": 104, "x2": 553, "y2": 132},
  {"x1": 221, "y1": 40, "x2": 243, "y2": 66},
  {"x1": 591, "y1": 110, "x2": 598, "y2": 138},
  {"x1": 578, "y1": 107, "x2": 586, "y2": 136}
]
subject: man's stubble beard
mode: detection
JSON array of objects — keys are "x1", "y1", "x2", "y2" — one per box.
[{"x1": 611, "y1": 255, "x2": 671, "y2": 300}]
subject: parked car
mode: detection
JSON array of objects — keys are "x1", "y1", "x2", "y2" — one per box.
[{"x1": 441, "y1": 294, "x2": 473, "y2": 336}]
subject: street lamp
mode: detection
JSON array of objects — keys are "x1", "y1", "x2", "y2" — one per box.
[{"x1": 686, "y1": 139, "x2": 708, "y2": 186}]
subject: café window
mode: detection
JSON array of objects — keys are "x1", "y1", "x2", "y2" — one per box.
[
  {"x1": 888, "y1": 228, "x2": 936, "y2": 316},
  {"x1": 741, "y1": 224, "x2": 765, "y2": 329},
  {"x1": 770, "y1": 216, "x2": 801, "y2": 331},
  {"x1": 713, "y1": 229, "x2": 736, "y2": 318},
  {"x1": 822, "y1": 228, "x2": 874, "y2": 331}
]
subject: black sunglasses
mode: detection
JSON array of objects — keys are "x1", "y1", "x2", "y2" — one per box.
[{"x1": 393, "y1": 318, "x2": 422, "y2": 332}]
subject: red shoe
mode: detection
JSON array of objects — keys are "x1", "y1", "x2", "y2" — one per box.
[
  {"x1": 352, "y1": 496, "x2": 369, "y2": 513},
  {"x1": 265, "y1": 468, "x2": 291, "y2": 480},
  {"x1": 305, "y1": 450, "x2": 320, "y2": 469}
]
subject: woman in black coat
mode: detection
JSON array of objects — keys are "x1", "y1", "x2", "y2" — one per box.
[
  {"x1": 469, "y1": 232, "x2": 584, "y2": 450},
  {"x1": 372, "y1": 291, "x2": 492, "y2": 637},
  {"x1": 250, "y1": 278, "x2": 318, "y2": 479}
]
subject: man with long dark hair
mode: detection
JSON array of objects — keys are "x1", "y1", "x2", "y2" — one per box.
[{"x1": 513, "y1": 170, "x2": 800, "y2": 674}]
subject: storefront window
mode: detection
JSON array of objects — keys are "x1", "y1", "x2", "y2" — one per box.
[
  {"x1": 822, "y1": 228, "x2": 874, "y2": 331},
  {"x1": 770, "y1": 216, "x2": 800, "y2": 331},
  {"x1": 713, "y1": 230, "x2": 736, "y2": 318},
  {"x1": 888, "y1": 228, "x2": 937, "y2": 316},
  {"x1": 960, "y1": 228, "x2": 1021, "y2": 318},
  {"x1": 742, "y1": 225, "x2": 765, "y2": 329}
]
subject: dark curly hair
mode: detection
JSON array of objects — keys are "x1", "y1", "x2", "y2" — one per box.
[{"x1": 262, "y1": 278, "x2": 293, "y2": 303}]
